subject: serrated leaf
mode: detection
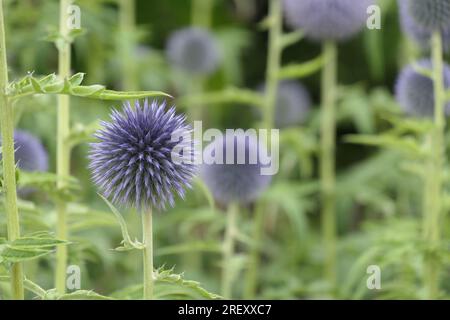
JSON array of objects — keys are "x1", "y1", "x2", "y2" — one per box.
[
  {"x1": 0, "y1": 247, "x2": 51, "y2": 263},
  {"x1": 11, "y1": 237, "x2": 68, "y2": 248}
]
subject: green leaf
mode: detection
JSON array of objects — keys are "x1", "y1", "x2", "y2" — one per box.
[
  {"x1": 56, "y1": 290, "x2": 114, "y2": 300},
  {"x1": 8, "y1": 74, "x2": 172, "y2": 101},
  {"x1": 99, "y1": 194, "x2": 144, "y2": 251},
  {"x1": 278, "y1": 56, "x2": 324, "y2": 80},
  {"x1": 179, "y1": 87, "x2": 265, "y2": 108},
  {"x1": 1, "y1": 247, "x2": 51, "y2": 263}
]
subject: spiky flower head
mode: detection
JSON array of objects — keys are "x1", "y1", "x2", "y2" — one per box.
[
  {"x1": 398, "y1": 0, "x2": 450, "y2": 51},
  {"x1": 89, "y1": 100, "x2": 196, "y2": 211},
  {"x1": 0, "y1": 130, "x2": 49, "y2": 172},
  {"x1": 395, "y1": 59, "x2": 450, "y2": 117},
  {"x1": 200, "y1": 131, "x2": 272, "y2": 205},
  {"x1": 166, "y1": 27, "x2": 221, "y2": 75},
  {"x1": 404, "y1": 0, "x2": 450, "y2": 32},
  {"x1": 283, "y1": 0, "x2": 374, "y2": 42},
  {"x1": 259, "y1": 81, "x2": 312, "y2": 128}
]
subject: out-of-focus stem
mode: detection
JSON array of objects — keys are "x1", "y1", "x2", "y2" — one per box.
[
  {"x1": 142, "y1": 209, "x2": 154, "y2": 300},
  {"x1": 244, "y1": 202, "x2": 264, "y2": 299},
  {"x1": 320, "y1": 40, "x2": 337, "y2": 290},
  {"x1": 0, "y1": 0, "x2": 24, "y2": 300},
  {"x1": 119, "y1": 0, "x2": 138, "y2": 91},
  {"x1": 424, "y1": 30, "x2": 445, "y2": 300},
  {"x1": 263, "y1": 0, "x2": 282, "y2": 131},
  {"x1": 191, "y1": 0, "x2": 214, "y2": 28},
  {"x1": 221, "y1": 202, "x2": 238, "y2": 299},
  {"x1": 55, "y1": 0, "x2": 72, "y2": 294}
]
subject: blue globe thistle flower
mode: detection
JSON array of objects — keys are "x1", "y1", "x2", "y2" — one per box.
[
  {"x1": 405, "y1": 0, "x2": 450, "y2": 32},
  {"x1": 259, "y1": 81, "x2": 312, "y2": 128},
  {"x1": 0, "y1": 130, "x2": 49, "y2": 172},
  {"x1": 166, "y1": 27, "x2": 221, "y2": 75},
  {"x1": 395, "y1": 59, "x2": 450, "y2": 117},
  {"x1": 200, "y1": 131, "x2": 272, "y2": 205},
  {"x1": 398, "y1": 0, "x2": 450, "y2": 51},
  {"x1": 89, "y1": 100, "x2": 196, "y2": 211},
  {"x1": 283, "y1": 0, "x2": 374, "y2": 42}
]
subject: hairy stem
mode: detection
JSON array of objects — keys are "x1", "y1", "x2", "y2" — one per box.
[
  {"x1": 142, "y1": 209, "x2": 154, "y2": 300},
  {"x1": 320, "y1": 41, "x2": 337, "y2": 290},
  {"x1": 55, "y1": 0, "x2": 73, "y2": 294},
  {"x1": 424, "y1": 31, "x2": 445, "y2": 299},
  {"x1": 221, "y1": 202, "x2": 238, "y2": 299},
  {"x1": 0, "y1": 0, "x2": 24, "y2": 300}
]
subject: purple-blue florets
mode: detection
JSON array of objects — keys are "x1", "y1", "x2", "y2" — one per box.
[
  {"x1": 89, "y1": 100, "x2": 196, "y2": 211},
  {"x1": 395, "y1": 59, "x2": 450, "y2": 117},
  {"x1": 200, "y1": 131, "x2": 272, "y2": 205},
  {"x1": 166, "y1": 27, "x2": 221, "y2": 75},
  {"x1": 283, "y1": 0, "x2": 374, "y2": 42}
]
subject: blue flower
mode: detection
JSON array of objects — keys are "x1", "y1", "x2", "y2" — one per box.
[
  {"x1": 404, "y1": 0, "x2": 450, "y2": 32},
  {"x1": 259, "y1": 81, "x2": 312, "y2": 128},
  {"x1": 0, "y1": 130, "x2": 49, "y2": 173},
  {"x1": 200, "y1": 131, "x2": 272, "y2": 205},
  {"x1": 89, "y1": 100, "x2": 196, "y2": 211},
  {"x1": 283, "y1": 0, "x2": 374, "y2": 42},
  {"x1": 398, "y1": 0, "x2": 450, "y2": 51},
  {"x1": 395, "y1": 59, "x2": 450, "y2": 117},
  {"x1": 166, "y1": 27, "x2": 221, "y2": 75}
]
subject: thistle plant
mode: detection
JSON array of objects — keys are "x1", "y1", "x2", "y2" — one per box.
[
  {"x1": 398, "y1": 0, "x2": 450, "y2": 51},
  {"x1": 395, "y1": 59, "x2": 450, "y2": 117},
  {"x1": 283, "y1": 0, "x2": 373, "y2": 290},
  {"x1": 201, "y1": 131, "x2": 272, "y2": 298},
  {"x1": 166, "y1": 27, "x2": 221, "y2": 77},
  {"x1": 259, "y1": 80, "x2": 312, "y2": 128},
  {"x1": 397, "y1": 0, "x2": 450, "y2": 299},
  {"x1": 89, "y1": 100, "x2": 196, "y2": 299}
]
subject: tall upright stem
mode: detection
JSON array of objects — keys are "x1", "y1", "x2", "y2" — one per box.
[
  {"x1": 0, "y1": 0, "x2": 24, "y2": 300},
  {"x1": 119, "y1": 0, "x2": 138, "y2": 91},
  {"x1": 263, "y1": 0, "x2": 282, "y2": 131},
  {"x1": 221, "y1": 202, "x2": 238, "y2": 299},
  {"x1": 142, "y1": 209, "x2": 154, "y2": 300},
  {"x1": 55, "y1": 0, "x2": 72, "y2": 294},
  {"x1": 320, "y1": 41, "x2": 337, "y2": 289},
  {"x1": 244, "y1": 202, "x2": 264, "y2": 299},
  {"x1": 191, "y1": 0, "x2": 214, "y2": 28},
  {"x1": 424, "y1": 31, "x2": 445, "y2": 299}
]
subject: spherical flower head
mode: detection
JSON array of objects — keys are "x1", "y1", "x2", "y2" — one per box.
[
  {"x1": 283, "y1": 0, "x2": 374, "y2": 42},
  {"x1": 406, "y1": 0, "x2": 450, "y2": 32},
  {"x1": 200, "y1": 131, "x2": 272, "y2": 205},
  {"x1": 166, "y1": 27, "x2": 221, "y2": 75},
  {"x1": 89, "y1": 100, "x2": 196, "y2": 211},
  {"x1": 0, "y1": 130, "x2": 48, "y2": 172},
  {"x1": 395, "y1": 59, "x2": 450, "y2": 117},
  {"x1": 398, "y1": 0, "x2": 450, "y2": 51},
  {"x1": 259, "y1": 81, "x2": 312, "y2": 128}
]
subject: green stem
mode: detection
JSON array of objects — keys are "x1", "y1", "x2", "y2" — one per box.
[
  {"x1": 191, "y1": 0, "x2": 214, "y2": 28},
  {"x1": 55, "y1": 0, "x2": 72, "y2": 294},
  {"x1": 244, "y1": 202, "x2": 264, "y2": 299},
  {"x1": 424, "y1": 31, "x2": 445, "y2": 300},
  {"x1": 119, "y1": 0, "x2": 138, "y2": 91},
  {"x1": 320, "y1": 41, "x2": 337, "y2": 290},
  {"x1": 263, "y1": 0, "x2": 282, "y2": 131},
  {"x1": 221, "y1": 202, "x2": 238, "y2": 299},
  {"x1": 0, "y1": 0, "x2": 24, "y2": 300},
  {"x1": 142, "y1": 209, "x2": 154, "y2": 300}
]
